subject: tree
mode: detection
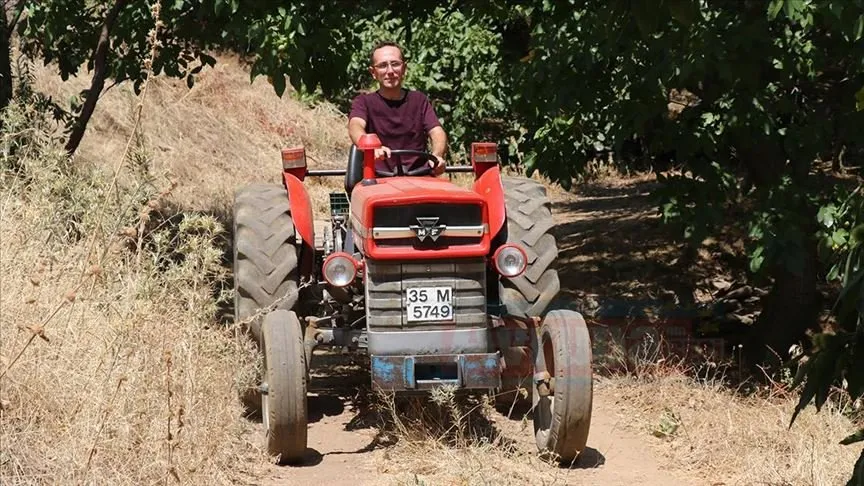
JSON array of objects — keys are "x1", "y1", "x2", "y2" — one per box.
[
  {"x1": 15, "y1": 0, "x2": 223, "y2": 155},
  {"x1": 1, "y1": 1, "x2": 28, "y2": 114}
]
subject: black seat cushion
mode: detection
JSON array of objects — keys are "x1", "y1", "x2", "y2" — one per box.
[{"x1": 345, "y1": 145, "x2": 364, "y2": 195}]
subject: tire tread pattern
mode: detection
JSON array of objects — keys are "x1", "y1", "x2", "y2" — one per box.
[
  {"x1": 233, "y1": 183, "x2": 300, "y2": 343},
  {"x1": 262, "y1": 310, "x2": 308, "y2": 463},
  {"x1": 500, "y1": 177, "x2": 561, "y2": 317},
  {"x1": 533, "y1": 310, "x2": 593, "y2": 462}
]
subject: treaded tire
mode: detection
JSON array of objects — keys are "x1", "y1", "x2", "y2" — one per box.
[
  {"x1": 233, "y1": 183, "x2": 300, "y2": 344},
  {"x1": 261, "y1": 309, "x2": 308, "y2": 464},
  {"x1": 500, "y1": 177, "x2": 560, "y2": 318},
  {"x1": 533, "y1": 309, "x2": 593, "y2": 462}
]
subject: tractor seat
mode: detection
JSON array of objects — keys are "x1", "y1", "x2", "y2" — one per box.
[{"x1": 345, "y1": 145, "x2": 364, "y2": 195}]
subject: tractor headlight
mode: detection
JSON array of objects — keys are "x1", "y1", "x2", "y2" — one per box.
[
  {"x1": 322, "y1": 252, "x2": 358, "y2": 287},
  {"x1": 493, "y1": 244, "x2": 527, "y2": 278}
]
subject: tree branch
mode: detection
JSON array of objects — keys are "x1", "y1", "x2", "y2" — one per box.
[
  {"x1": 4, "y1": 0, "x2": 27, "y2": 38},
  {"x1": 65, "y1": 0, "x2": 128, "y2": 156}
]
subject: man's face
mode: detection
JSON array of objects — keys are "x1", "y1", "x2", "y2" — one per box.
[{"x1": 369, "y1": 45, "x2": 406, "y2": 90}]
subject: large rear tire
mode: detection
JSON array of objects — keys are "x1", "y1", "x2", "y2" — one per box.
[
  {"x1": 233, "y1": 183, "x2": 300, "y2": 344},
  {"x1": 533, "y1": 309, "x2": 593, "y2": 463},
  {"x1": 500, "y1": 177, "x2": 560, "y2": 318},
  {"x1": 261, "y1": 309, "x2": 308, "y2": 464}
]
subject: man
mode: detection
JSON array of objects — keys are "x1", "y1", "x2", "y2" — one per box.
[{"x1": 348, "y1": 41, "x2": 447, "y2": 176}]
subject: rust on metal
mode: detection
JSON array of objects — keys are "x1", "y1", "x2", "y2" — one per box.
[{"x1": 371, "y1": 353, "x2": 501, "y2": 392}]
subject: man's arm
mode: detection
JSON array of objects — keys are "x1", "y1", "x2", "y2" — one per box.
[
  {"x1": 349, "y1": 116, "x2": 390, "y2": 160},
  {"x1": 348, "y1": 117, "x2": 367, "y2": 146},
  {"x1": 428, "y1": 126, "x2": 448, "y2": 175},
  {"x1": 429, "y1": 126, "x2": 447, "y2": 159}
]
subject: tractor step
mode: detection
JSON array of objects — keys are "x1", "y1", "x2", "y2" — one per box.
[{"x1": 371, "y1": 352, "x2": 501, "y2": 392}]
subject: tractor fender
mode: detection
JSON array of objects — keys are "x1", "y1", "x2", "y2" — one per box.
[
  {"x1": 282, "y1": 172, "x2": 315, "y2": 278},
  {"x1": 472, "y1": 166, "x2": 507, "y2": 245}
]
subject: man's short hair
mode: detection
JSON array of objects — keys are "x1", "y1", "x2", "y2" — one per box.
[{"x1": 369, "y1": 41, "x2": 404, "y2": 66}]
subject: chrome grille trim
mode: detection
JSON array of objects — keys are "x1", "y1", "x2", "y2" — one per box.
[{"x1": 371, "y1": 224, "x2": 487, "y2": 240}]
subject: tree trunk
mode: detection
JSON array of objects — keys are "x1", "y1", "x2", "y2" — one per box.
[
  {"x1": 65, "y1": 0, "x2": 128, "y2": 156},
  {"x1": 0, "y1": 1, "x2": 22, "y2": 116},
  {"x1": 0, "y1": 23, "x2": 11, "y2": 115},
  {"x1": 746, "y1": 230, "x2": 822, "y2": 368}
]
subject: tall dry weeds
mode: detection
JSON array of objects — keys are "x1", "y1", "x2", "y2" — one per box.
[
  {"x1": 0, "y1": 42, "x2": 263, "y2": 486},
  {"x1": 599, "y1": 335, "x2": 863, "y2": 486},
  {"x1": 370, "y1": 387, "x2": 578, "y2": 485}
]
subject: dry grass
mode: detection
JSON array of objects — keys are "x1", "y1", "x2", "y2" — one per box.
[
  {"x1": 32, "y1": 53, "x2": 350, "y2": 217},
  {"x1": 371, "y1": 387, "x2": 576, "y2": 485},
  {"x1": 600, "y1": 342, "x2": 862, "y2": 486},
  {"x1": 0, "y1": 99, "x2": 264, "y2": 484}
]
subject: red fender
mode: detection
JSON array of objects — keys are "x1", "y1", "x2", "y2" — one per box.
[
  {"x1": 283, "y1": 172, "x2": 315, "y2": 278},
  {"x1": 472, "y1": 166, "x2": 506, "y2": 243}
]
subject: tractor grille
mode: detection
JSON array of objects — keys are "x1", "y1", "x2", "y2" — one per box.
[
  {"x1": 375, "y1": 236, "x2": 484, "y2": 248},
  {"x1": 372, "y1": 203, "x2": 482, "y2": 228},
  {"x1": 365, "y1": 258, "x2": 487, "y2": 330}
]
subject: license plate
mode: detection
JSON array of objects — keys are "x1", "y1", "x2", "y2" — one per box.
[{"x1": 406, "y1": 286, "x2": 454, "y2": 322}]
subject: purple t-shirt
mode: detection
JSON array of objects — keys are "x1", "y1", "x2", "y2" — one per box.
[{"x1": 349, "y1": 89, "x2": 441, "y2": 173}]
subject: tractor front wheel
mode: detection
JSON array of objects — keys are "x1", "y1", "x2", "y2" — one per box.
[
  {"x1": 261, "y1": 309, "x2": 308, "y2": 464},
  {"x1": 532, "y1": 309, "x2": 593, "y2": 463}
]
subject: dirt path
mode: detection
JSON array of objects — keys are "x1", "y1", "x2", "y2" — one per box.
[
  {"x1": 255, "y1": 368, "x2": 699, "y2": 485},
  {"x1": 254, "y1": 180, "x2": 704, "y2": 485}
]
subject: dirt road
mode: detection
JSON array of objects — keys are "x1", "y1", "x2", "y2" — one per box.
[{"x1": 255, "y1": 372, "x2": 699, "y2": 485}]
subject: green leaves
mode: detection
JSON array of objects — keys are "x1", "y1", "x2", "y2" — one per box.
[
  {"x1": 632, "y1": 0, "x2": 661, "y2": 37},
  {"x1": 768, "y1": 0, "x2": 785, "y2": 20},
  {"x1": 768, "y1": 0, "x2": 808, "y2": 21},
  {"x1": 789, "y1": 331, "x2": 845, "y2": 426},
  {"x1": 666, "y1": 0, "x2": 699, "y2": 26}
]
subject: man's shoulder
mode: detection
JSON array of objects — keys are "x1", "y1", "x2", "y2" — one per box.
[
  {"x1": 349, "y1": 92, "x2": 376, "y2": 120},
  {"x1": 405, "y1": 89, "x2": 431, "y2": 103},
  {"x1": 350, "y1": 91, "x2": 376, "y2": 105}
]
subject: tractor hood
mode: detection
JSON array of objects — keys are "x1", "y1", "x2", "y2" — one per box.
[{"x1": 350, "y1": 177, "x2": 490, "y2": 260}]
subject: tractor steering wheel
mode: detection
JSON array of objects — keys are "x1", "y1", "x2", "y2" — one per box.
[{"x1": 374, "y1": 149, "x2": 439, "y2": 178}]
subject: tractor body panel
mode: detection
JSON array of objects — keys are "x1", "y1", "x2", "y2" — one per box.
[
  {"x1": 349, "y1": 177, "x2": 491, "y2": 260},
  {"x1": 282, "y1": 172, "x2": 315, "y2": 277},
  {"x1": 471, "y1": 166, "x2": 508, "y2": 241}
]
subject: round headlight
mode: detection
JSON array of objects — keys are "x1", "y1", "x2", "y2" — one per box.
[
  {"x1": 493, "y1": 244, "x2": 527, "y2": 278},
  {"x1": 322, "y1": 253, "x2": 358, "y2": 287}
]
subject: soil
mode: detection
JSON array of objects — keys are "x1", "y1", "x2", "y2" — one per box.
[{"x1": 251, "y1": 176, "x2": 717, "y2": 485}]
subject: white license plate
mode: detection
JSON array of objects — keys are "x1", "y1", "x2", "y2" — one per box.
[{"x1": 406, "y1": 286, "x2": 454, "y2": 322}]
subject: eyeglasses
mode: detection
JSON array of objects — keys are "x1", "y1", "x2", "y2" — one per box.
[{"x1": 372, "y1": 60, "x2": 404, "y2": 71}]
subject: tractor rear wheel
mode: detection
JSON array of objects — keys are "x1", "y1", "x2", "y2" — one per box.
[
  {"x1": 500, "y1": 177, "x2": 560, "y2": 318},
  {"x1": 532, "y1": 309, "x2": 593, "y2": 463},
  {"x1": 233, "y1": 183, "x2": 300, "y2": 344},
  {"x1": 261, "y1": 309, "x2": 308, "y2": 464}
]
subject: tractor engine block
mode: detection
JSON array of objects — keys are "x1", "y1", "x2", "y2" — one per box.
[{"x1": 364, "y1": 258, "x2": 490, "y2": 355}]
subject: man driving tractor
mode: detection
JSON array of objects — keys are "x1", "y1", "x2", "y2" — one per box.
[{"x1": 347, "y1": 41, "x2": 448, "y2": 176}]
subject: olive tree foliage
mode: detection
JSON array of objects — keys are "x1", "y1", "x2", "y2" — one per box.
[{"x1": 486, "y1": 1, "x2": 864, "y2": 480}]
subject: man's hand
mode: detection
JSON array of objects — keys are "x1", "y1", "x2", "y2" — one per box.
[
  {"x1": 429, "y1": 155, "x2": 446, "y2": 176},
  {"x1": 374, "y1": 146, "x2": 391, "y2": 161}
]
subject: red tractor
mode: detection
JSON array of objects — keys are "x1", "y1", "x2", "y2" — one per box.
[{"x1": 232, "y1": 134, "x2": 593, "y2": 464}]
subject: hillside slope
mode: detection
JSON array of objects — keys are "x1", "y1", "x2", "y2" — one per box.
[{"x1": 34, "y1": 54, "x2": 349, "y2": 214}]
